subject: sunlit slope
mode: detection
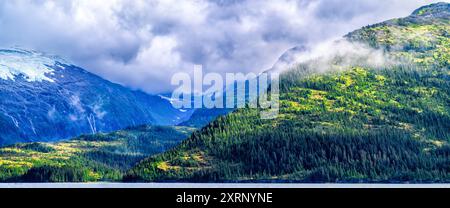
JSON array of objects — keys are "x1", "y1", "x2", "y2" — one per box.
[
  {"x1": 126, "y1": 3, "x2": 450, "y2": 183},
  {"x1": 0, "y1": 125, "x2": 194, "y2": 182},
  {"x1": 346, "y1": 2, "x2": 449, "y2": 67}
]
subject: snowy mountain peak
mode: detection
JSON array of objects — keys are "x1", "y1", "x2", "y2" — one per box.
[
  {"x1": 0, "y1": 48, "x2": 190, "y2": 146},
  {"x1": 0, "y1": 48, "x2": 69, "y2": 83}
]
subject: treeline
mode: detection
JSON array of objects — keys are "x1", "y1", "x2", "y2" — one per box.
[
  {"x1": 127, "y1": 65, "x2": 449, "y2": 182},
  {"x1": 0, "y1": 125, "x2": 194, "y2": 182}
]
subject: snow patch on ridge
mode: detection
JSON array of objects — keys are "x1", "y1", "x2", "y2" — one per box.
[{"x1": 0, "y1": 48, "x2": 69, "y2": 82}]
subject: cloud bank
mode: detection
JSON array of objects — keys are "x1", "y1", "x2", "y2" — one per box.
[
  {"x1": 271, "y1": 38, "x2": 401, "y2": 75},
  {"x1": 0, "y1": 0, "x2": 445, "y2": 93}
]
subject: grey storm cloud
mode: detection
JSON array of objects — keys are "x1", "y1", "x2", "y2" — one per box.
[{"x1": 0, "y1": 0, "x2": 446, "y2": 93}]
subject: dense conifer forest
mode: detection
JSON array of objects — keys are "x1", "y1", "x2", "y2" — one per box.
[
  {"x1": 0, "y1": 125, "x2": 194, "y2": 182},
  {"x1": 0, "y1": 3, "x2": 448, "y2": 183},
  {"x1": 126, "y1": 3, "x2": 450, "y2": 183}
]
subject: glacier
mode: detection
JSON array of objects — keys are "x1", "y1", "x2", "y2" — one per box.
[
  {"x1": 0, "y1": 48, "x2": 193, "y2": 146},
  {"x1": 0, "y1": 48, "x2": 69, "y2": 83}
]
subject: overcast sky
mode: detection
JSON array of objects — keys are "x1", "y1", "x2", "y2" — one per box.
[{"x1": 0, "y1": 0, "x2": 446, "y2": 93}]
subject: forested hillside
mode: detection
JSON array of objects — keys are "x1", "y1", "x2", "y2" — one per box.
[
  {"x1": 126, "y1": 3, "x2": 450, "y2": 183},
  {"x1": 0, "y1": 125, "x2": 194, "y2": 182},
  {"x1": 179, "y1": 108, "x2": 232, "y2": 128},
  {"x1": 0, "y1": 49, "x2": 193, "y2": 146}
]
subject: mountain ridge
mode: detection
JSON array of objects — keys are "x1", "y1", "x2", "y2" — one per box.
[
  {"x1": 0, "y1": 125, "x2": 195, "y2": 182},
  {"x1": 125, "y1": 3, "x2": 450, "y2": 183},
  {"x1": 412, "y1": 2, "x2": 449, "y2": 17},
  {"x1": 0, "y1": 48, "x2": 191, "y2": 146}
]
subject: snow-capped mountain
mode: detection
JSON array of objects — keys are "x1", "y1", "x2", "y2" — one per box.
[{"x1": 0, "y1": 48, "x2": 192, "y2": 146}]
